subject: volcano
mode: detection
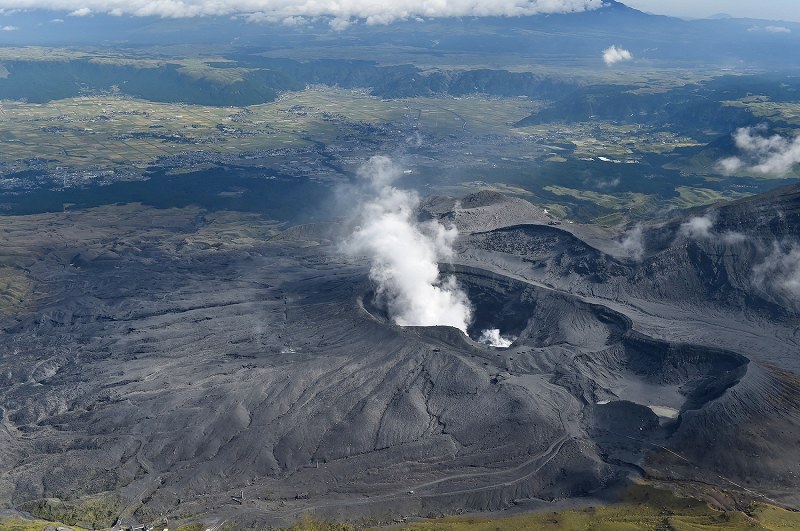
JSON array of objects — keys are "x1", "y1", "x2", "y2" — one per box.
[{"x1": 0, "y1": 184, "x2": 798, "y2": 527}]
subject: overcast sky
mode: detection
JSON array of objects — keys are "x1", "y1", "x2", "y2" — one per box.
[{"x1": 623, "y1": 0, "x2": 800, "y2": 23}]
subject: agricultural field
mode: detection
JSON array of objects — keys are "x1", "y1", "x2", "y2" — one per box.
[
  {"x1": 0, "y1": 88, "x2": 538, "y2": 176},
  {"x1": 724, "y1": 98, "x2": 800, "y2": 126},
  {"x1": 0, "y1": 52, "x2": 796, "y2": 227}
]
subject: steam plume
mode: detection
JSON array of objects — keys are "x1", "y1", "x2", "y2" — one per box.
[
  {"x1": 615, "y1": 225, "x2": 644, "y2": 261},
  {"x1": 345, "y1": 156, "x2": 472, "y2": 333},
  {"x1": 479, "y1": 329, "x2": 514, "y2": 348},
  {"x1": 752, "y1": 241, "x2": 800, "y2": 309}
]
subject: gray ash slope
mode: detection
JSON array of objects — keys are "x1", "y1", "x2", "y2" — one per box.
[
  {"x1": 459, "y1": 186, "x2": 800, "y2": 356},
  {"x1": 0, "y1": 187, "x2": 799, "y2": 527},
  {"x1": 455, "y1": 187, "x2": 800, "y2": 504}
]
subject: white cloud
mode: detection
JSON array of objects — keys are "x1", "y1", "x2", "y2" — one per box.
[
  {"x1": 722, "y1": 231, "x2": 747, "y2": 244},
  {"x1": 752, "y1": 241, "x2": 800, "y2": 309},
  {"x1": 50, "y1": 17, "x2": 64, "y2": 22},
  {"x1": 719, "y1": 125, "x2": 800, "y2": 176},
  {"x1": 603, "y1": 45, "x2": 632, "y2": 66},
  {"x1": 280, "y1": 15, "x2": 305, "y2": 26},
  {"x1": 0, "y1": 0, "x2": 603, "y2": 26},
  {"x1": 1, "y1": 25, "x2": 18, "y2": 30},
  {"x1": 680, "y1": 216, "x2": 714, "y2": 239},
  {"x1": 766, "y1": 25, "x2": 792, "y2": 33},
  {"x1": 328, "y1": 16, "x2": 352, "y2": 31},
  {"x1": 679, "y1": 215, "x2": 746, "y2": 244},
  {"x1": 749, "y1": 25, "x2": 792, "y2": 34},
  {"x1": 595, "y1": 176, "x2": 620, "y2": 189},
  {"x1": 616, "y1": 225, "x2": 645, "y2": 261},
  {"x1": 718, "y1": 156, "x2": 744, "y2": 174}
]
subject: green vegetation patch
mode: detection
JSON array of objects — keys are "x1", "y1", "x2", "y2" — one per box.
[
  {"x1": 176, "y1": 59, "x2": 250, "y2": 85},
  {"x1": 267, "y1": 484, "x2": 800, "y2": 530},
  {"x1": 0, "y1": 516, "x2": 80, "y2": 531},
  {"x1": 283, "y1": 514, "x2": 358, "y2": 531},
  {"x1": 724, "y1": 99, "x2": 800, "y2": 126},
  {"x1": 388, "y1": 484, "x2": 800, "y2": 531},
  {"x1": 19, "y1": 495, "x2": 121, "y2": 529},
  {"x1": 544, "y1": 185, "x2": 655, "y2": 214},
  {"x1": 542, "y1": 203, "x2": 569, "y2": 219},
  {"x1": 592, "y1": 212, "x2": 627, "y2": 228},
  {"x1": 0, "y1": 47, "x2": 88, "y2": 62},
  {"x1": 186, "y1": 211, "x2": 283, "y2": 249},
  {"x1": 670, "y1": 186, "x2": 750, "y2": 209},
  {"x1": 0, "y1": 266, "x2": 30, "y2": 317}
]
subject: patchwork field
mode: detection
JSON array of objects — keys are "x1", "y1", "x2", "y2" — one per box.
[{"x1": 3, "y1": 63, "x2": 798, "y2": 227}]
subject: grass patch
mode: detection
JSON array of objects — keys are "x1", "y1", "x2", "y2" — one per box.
[
  {"x1": 177, "y1": 59, "x2": 250, "y2": 85},
  {"x1": 542, "y1": 203, "x2": 569, "y2": 219},
  {"x1": 544, "y1": 185, "x2": 655, "y2": 214},
  {"x1": 0, "y1": 517, "x2": 79, "y2": 531},
  {"x1": 20, "y1": 495, "x2": 121, "y2": 530},
  {"x1": 282, "y1": 514, "x2": 358, "y2": 530},
  {"x1": 592, "y1": 212, "x2": 627, "y2": 227},
  {"x1": 0, "y1": 266, "x2": 30, "y2": 317},
  {"x1": 670, "y1": 186, "x2": 750, "y2": 209},
  {"x1": 750, "y1": 504, "x2": 800, "y2": 530},
  {"x1": 184, "y1": 211, "x2": 283, "y2": 248},
  {"x1": 385, "y1": 484, "x2": 800, "y2": 530},
  {"x1": 724, "y1": 99, "x2": 800, "y2": 126}
]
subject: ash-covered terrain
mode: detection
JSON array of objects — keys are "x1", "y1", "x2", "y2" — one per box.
[
  {"x1": 1, "y1": 158, "x2": 798, "y2": 528},
  {"x1": 0, "y1": 0, "x2": 799, "y2": 528}
]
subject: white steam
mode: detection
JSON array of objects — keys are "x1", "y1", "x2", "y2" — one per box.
[
  {"x1": 603, "y1": 45, "x2": 633, "y2": 66},
  {"x1": 680, "y1": 216, "x2": 714, "y2": 239},
  {"x1": 752, "y1": 241, "x2": 800, "y2": 309},
  {"x1": 345, "y1": 156, "x2": 472, "y2": 333},
  {"x1": 478, "y1": 328, "x2": 514, "y2": 348},
  {"x1": 719, "y1": 125, "x2": 800, "y2": 176},
  {"x1": 615, "y1": 224, "x2": 645, "y2": 261},
  {"x1": 0, "y1": 0, "x2": 604, "y2": 26}
]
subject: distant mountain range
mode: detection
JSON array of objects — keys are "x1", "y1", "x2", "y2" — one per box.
[
  {"x1": 0, "y1": 1, "x2": 797, "y2": 70},
  {"x1": 0, "y1": 1, "x2": 797, "y2": 109}
]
